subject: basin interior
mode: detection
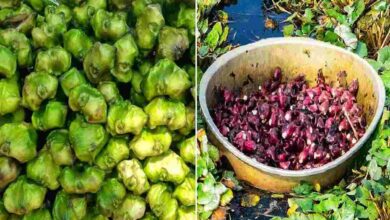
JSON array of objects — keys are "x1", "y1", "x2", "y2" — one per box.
[{"x1": 205, "y1": 41, "x2": 380, "y2": 128}]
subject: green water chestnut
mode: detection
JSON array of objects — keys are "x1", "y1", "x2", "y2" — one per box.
[
  {"x1": 117, "y1": 159, "x2": 150, "y2": 195},
  {"x1": 69, "y1": 115, "x2": 108, "y2": 163},
  {"x1": 0, "y1": 123, "x2": 37, "y2": 163}
]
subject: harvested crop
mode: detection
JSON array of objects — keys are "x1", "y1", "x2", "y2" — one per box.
[
  {"x1": 0, "y1": 0, "x2": 195, "y2": 219},
  {"x1": 213, "y1": 68, "x2": 366, "y2": 170}
]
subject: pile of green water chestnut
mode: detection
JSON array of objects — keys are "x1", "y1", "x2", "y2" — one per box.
[{"x1": 0, "y1": 0, "x2": 195, "y2": 219}]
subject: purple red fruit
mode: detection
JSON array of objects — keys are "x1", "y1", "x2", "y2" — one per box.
[{"x1": 213, "y1": 68, "x2": 366, "y2": 170}]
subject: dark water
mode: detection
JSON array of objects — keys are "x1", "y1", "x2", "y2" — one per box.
[{"x1": 221, "y1": 0, "x2": 288, "y2": 45}]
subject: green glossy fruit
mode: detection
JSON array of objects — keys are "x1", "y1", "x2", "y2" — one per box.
[
  {"x1": 46, "y1": 129, "x2": 74, "y2": 166},
  {"x1": 96, "y1": 178, "x2": 126, "y2": 217},
  {"x1": 147, "y1": 183, "x2": 178, "y2": 220},
  {"x1": 107, "y1": 100, "x2": 147, "y2": 135},
  {"x1": 135, "y1": 4, "x2": 165, "y2": 53},
  {"x1": 83, "y1": 207, "x2": 108, "y2": 220},
  {"x1": 0, "y1": 45, "x2": 16, "y2": 78},
  {"x1": 0, "y1": 28, "x2": 33, "y2": 67},
  {"x1": 140, "y1": 212, "x2": 158, "y2": 220},
  {"x1": 130, "y1": 127, "x2": 172, "y2": 160},
  {"x1": 117, "y1": 159, "x2": 150, "y2": 195},
  {"x1": 0, "y1": 4, "x2": 36, "y2": 34},
  {"x1": 44, "y1": 4, "x2": 72, "y2": 23},
  {"x1": 95, "y1": 137, "x2": 129, "y2": 170},
  {"x1": 177, "y1": 206, "x2": 195, "y2": 220},
  {"x1": 142, "y1": 59, "x2": 191, "y2": 101},
  {"x1": 169, "y1": 3, "x2": 195, "y2": 37},
  {"x1": 83, "y1": 42, "x2": 115, "y2": 84},
  {"x1": 0, "y1": 77, "x2": 20, "y2": 116},
  {"x1": 111, "y1": 34, "x2": 139, "y2": 83},
  {"x1": 59, "y1": 164, "x2": 105, "y2": 194},
  {"x1": 0, "y1": 108, "x2": 24, "y2": 126},
  {"x1": 0, "y1": 0, "x2": 21, "y2": 9},
  {"x1": 0, "y1": 199, "x2": 8, "y2": 220},
  {"x1": 31, "y1": 13, "x2": 67, "y2": 49},
  {"x1": 26, "y1": 0, "x2": 56, "y2": 11},
  {"x1": 3, "y1": 176, "x2": 47, "y2": 215},
  {"x1": 69, "y1": 116, "x2": 108, "y2": 163},
  {"x1": 144, "y1": 97, "x2": 186, "y2": 130},
  {"x1": 173, "y1": 174, "x2": 195, "y2": 206},
  {"x1": 0, "y1": 156, "x2": 19, "y2": 189},
  {"x1": 131, "y1": 71, "x2": 144, "y2": 94},
  {"x1": 32, "y1": 101, "x2": 68, "y2": 131},
  {"x1": 22, "y1": 208, "x2": 52, "y2": 220},
  {"x1": 22, "y1": 72, "x2": 58, "y2": 111},
  {"x1": 131, "y1": 0, "x2": 153, "y2": 17},
  {"x1": 113, "y1": 194, "x2": 146, "y2": 220},
  {"x1": 177, "y1": 136, "x2": 196, "y2": 165},
  {"x1": 35, "y1": 46, "x2": 72, "y2": 76},
  {"x1": 91, "y1": 9, "x2": 128, "y2": 41},
  {"x1": 68, "y1": 84, "x2": 107, "y2": 123},
  {"x1": 97, "y1": 81, "x2": 122, "y2": 105},
  {"x1": 178, "y1": 105, "x2": 195, "y2": 135},
  {"x1": 72, "y1": 0, "x2": 107, "y2": 28},
  {"x1": 52, "y1": 191, "x2": 87, "y2": 220},
  {"x1": 110, "y1": 0, "x2": 132, "y2": 10},
  {"x1": 63, "y1": 29, "x2": 93, "y2": 60},
  {"x1": 0, "y1": 123, "x2": 37, "y2": 163},
  {"x1": 144, "y1": 150, "x2": 190, "y2": 185},
  {"x1": 26, "y1": 149, "x2": 61, "y2": 190},
  {"x1": 59, "y1": 68, "x2": 87, "y2": 96},
  {"x1": 130, "y1": 88, "x2": 147, "y2": 107},
  {"x1": 157, "y1": 26, "x2": 189, "y2": 60}
]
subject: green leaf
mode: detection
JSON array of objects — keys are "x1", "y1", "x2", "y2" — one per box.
[
  {"x1": 345, "y1": 0, "x2": 365, "y2": 25},
  {"x1": 303, "y1": 8, "x2": 314, "y2": 23},
  {"x1": 219, "y1": 26, "x2": 229, "y2": 45},
  {"x1": 198, "y1": 45, "x2": 209, "y2": 57},
  {"x1": 333, "y1": 197, "x2": 355, "y2": 220},
  {"x1": 301, "y1": 23, "x2": 314, "y2": 35},
  {"x1": 204, "y1": 22, "x2": 223, "y2": 50},
  {"x1": 217, "y1": 10, "x2": 228, "y2": 23},
  {"x1": 294, "y1": 198, "x2": 313, "y2": 212},
  {"x1": 314, "y1": 194, "x2": 340, "y2": 213},
  {"x1": 355, "y1": 186, "x2": 370, "y2": 206},
  {"x1": 355, "y1": 204, "x2": 369, "y2": 218},
  {"x1": 366, "y1": 59, "x2": 383, "y2": 71},
  {"x1": 334, "y1": 24, "x2": 358, "y2": 49},
  {"x1": 293, "y1": 182, "x2": 314, "y2": 195},
  {"x1": 384, "y1": 60, "x2": 390, "y2": 70},
  {"x1": 220, "y1": 188, "x2": 233, "y2": 206},
  {"x1": 323, "y1": 31, "x2": 339, "y2": 43},
  {"x1": 366, "y1": 201, "x2": 379, "y2": 220},
  {"x1": 378, "y1": 46, "x2": 390, "y2": 65},
  {"x1": 213, "y1": 22, "x2": 223, "y2": 35},
  {"x1": 283, "y1": 24, "x2": 295, "y2": 36},
  {"x1": 295, "y1": 29, "x2": 303, "y2": 36},
  {"x1": 199, "y1": 211, "x2": 212, "y2": 220},
  {"x1": 380, "y1": 73, "x2": 390, "y2": 92},
  {"x1": 354, "y1": 41, "x2": 368, "y2": 57},
  {"x1": 325, "y1": 8, "x2": 347, "y2": 24},
  {"x1": 287, "y1": 213, "x2": 327, "y2": 220},
  {"x1": 197, "y1": 173, "x2": 227, "y2": 211},
  {"x1": 373, "y1": 1, "x2": 388, "y2": 11},
  {"x1": 362, "y1": 180, "x2": 386, "y2": 195},
  {"x1": 199, "y1": 19, "x2": 209, "y2": 34},
  {"x1": 196, "y1": 157, "x2": 208, "y2": 178},
  {"x1": 283, "y1": 12, "x2": 298, "y2": 23},
  {"x1": 368, "y1": 159, "x2": 383, "y2": 180}
]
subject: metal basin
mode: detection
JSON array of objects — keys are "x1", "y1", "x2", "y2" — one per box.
[{"x1": 199, "y1": 37, "x2": 385, "y2": 192}]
